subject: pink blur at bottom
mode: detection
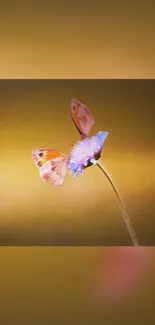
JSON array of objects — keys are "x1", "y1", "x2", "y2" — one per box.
[{"x1": 92, "y1": 247, "x2": 151, "y2": 303}]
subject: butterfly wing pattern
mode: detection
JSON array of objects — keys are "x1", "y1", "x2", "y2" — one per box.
[
  {"x1": 32, "y1": 148, "x2": 69, "y2": 186},
  {"x1": 70, "y1": 98, "x2": 95, "y2": 138}
]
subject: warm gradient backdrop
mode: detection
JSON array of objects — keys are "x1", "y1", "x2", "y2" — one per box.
[
  {"x1": 0, "y1": 247, "x2": 155, "y2": 325},
  {"x1": 0, "y1": 1, "x2": 155, "y2": 324},
  {"x1": 0, "y1": 0, "x2": 154, "y2": 78},
  {"x1": 0, "y1": 79, "x2": 154, "y2": 245}
]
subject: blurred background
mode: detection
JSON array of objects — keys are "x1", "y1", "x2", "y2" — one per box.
[
  {"x1": 0, "y1": 1, "x2": 155, "y2": 324},
  {"x1": 0, "y1": 0, "x2": 154, "y2": 78},
  {"x1": 0, "y1": 247, "x2": 155, "y2": 325},
  {"x1": 0, "y1": 79, "x2": 154, "y2": 245}
]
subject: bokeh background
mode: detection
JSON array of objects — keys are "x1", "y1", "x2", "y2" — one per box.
[
  {"x1": 0, "y1": 0, "x2": 154, "y2": 79},
  {"x1": 0, "y1": 1, "x2": 155, "y2": 324},
  {"x1": 0, "y1": 79, "x2": 154, "y2": 245}
]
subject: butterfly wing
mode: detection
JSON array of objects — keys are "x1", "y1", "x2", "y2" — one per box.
[
  {"x1": 32, "y1": 148, "x2": 69, "y2": 186},
  {"x1": 70, "y1": 98, "x2": 95, "y2": 138}
]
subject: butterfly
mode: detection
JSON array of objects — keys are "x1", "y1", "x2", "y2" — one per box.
[
  {"x1": 70, "y1": 98, "x2": 95, "y2": 139},
  {"x1": 32, "y1": 98, "x2": 96, "y2": 186}
]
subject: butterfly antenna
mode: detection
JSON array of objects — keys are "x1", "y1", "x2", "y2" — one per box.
[{"x1": 96, "y1": 160, "x2": 139, "y2": 246}]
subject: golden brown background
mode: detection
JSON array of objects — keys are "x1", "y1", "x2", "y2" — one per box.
[
  {"x1": 0, "y1": 0, "x2": 154, "y2": 79},
  {"x1": 0, "y1": 1, "x2": 155, "y2": 324},
  {"x1": 0, "y1": 79, "x2": 154, "y2": 245}
]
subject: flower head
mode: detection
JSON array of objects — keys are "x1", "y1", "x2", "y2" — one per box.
[{"x1": 69, "y1": 131, "x2": 108, "y2": 177}]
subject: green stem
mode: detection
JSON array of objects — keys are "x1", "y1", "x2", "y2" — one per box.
[{"x1": 97, "y1": 161, "x2": 139, "y2": 246}]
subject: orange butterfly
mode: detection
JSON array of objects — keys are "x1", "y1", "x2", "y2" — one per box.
[{"x1": 32, "y1": 98, "x2": 95, "y2": 186}]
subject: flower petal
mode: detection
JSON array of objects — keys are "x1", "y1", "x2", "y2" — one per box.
[{"x1": 69, "y1": 131, "x2": 108, "y2": 177}]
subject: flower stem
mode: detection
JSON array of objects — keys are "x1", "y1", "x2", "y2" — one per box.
[{"x1": 96, "y1": 161, "x2": 139, "y2": 246}]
